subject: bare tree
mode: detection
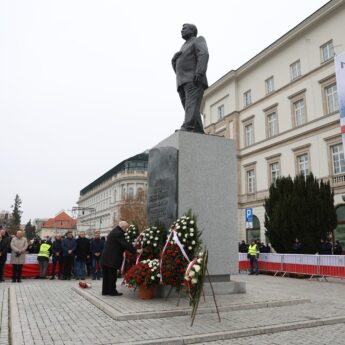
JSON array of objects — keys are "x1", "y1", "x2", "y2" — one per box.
[{"x1": 118, "y1": 190, "x2": 148, "y2": 232}]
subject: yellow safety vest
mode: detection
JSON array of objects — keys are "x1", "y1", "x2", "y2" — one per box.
[
  {"x1": 248, "y1": 244, "x2": 257, "y2": 256},
  {"x1": 38, "y1": 243, "x2": 51, "y2": 259}
]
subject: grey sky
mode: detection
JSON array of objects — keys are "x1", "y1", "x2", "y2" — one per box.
[{"x1": 0, "y1": 0, "x2": 329, "y2": 223}]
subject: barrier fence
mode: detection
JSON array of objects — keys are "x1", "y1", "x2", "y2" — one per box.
[
  {"x1": 239, "y1": 253, "x2": 345, "y2": 279},
  {"x1": 4, "y1": 254, "x2": 56, "y2": 278}
]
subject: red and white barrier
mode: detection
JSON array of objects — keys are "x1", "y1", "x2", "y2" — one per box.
[
  {"x1": 4, "y1": 254, "x2": 58, "y2": 278},
  {"x1": 239, "y1": 253, "x2": 345, "y2": 279}
]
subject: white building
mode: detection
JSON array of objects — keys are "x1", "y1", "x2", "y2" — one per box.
[
  {"x1": 76, "y1": 153, "x2": 148, "y2": 236},
  {"x1": 201, "y1": 0, "x2": 345, "y2": 245}
]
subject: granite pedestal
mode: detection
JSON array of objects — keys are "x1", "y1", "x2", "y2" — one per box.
[{"x1": 148, "y1": 131, "x2": 239, "y2": 282}]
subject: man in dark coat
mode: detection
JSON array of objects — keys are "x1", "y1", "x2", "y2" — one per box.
[
  {"x1": 172, "y1": 23, "x2": 209, "y2": 133},
  {"x1": 90, "y1": 230, "x2": 104, "y2": 280},
  {"x1": 61, "y1": 231, "x2": 77, "y2": 280},
  {"x1": 334, "y1": 240, "x2": 343, "y2": 255},
  {"x1": 50, "y1": 233, "x2": 63, "y2": 280},
  {"x1": 100, "y1": 221, "x2": 136, "y2": 296},
  {"x1": 0, "y1": 228, "x2": 10, "y2": 282},
  {"x1": 75, "y1": 231, "x2": 91, "y2": 280}
]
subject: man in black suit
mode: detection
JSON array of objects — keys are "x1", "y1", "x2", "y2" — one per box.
[
  {"x1": 172, "y1": 23, "x2": 209, "y2": 133},
  {"x1": 100, "y1": 221, "x2": 136, "y2": 296}
]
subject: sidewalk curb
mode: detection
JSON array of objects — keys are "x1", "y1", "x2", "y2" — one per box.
[
  {"x1": 125, "y1": 316, "x2": 345, "y2": 344},
  {"x1": 9, "y1": 286, "x2": 24, "y2": 345}
]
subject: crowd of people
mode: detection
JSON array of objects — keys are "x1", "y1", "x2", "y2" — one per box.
[{"x1": 0, "y1": 226, "x2": 106, "y2": 283}]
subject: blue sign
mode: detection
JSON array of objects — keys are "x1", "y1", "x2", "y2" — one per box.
[
  {"x1": 245, "y1": 208, "x2": 253, "y2": 222},
  {"x1": 245, "y1": 208, "x2": 253, "y2": 229}
]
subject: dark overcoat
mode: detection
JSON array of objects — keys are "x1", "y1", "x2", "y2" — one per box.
[{"x1": 100, "y1": 226, "x2": 136, "y2": 269}]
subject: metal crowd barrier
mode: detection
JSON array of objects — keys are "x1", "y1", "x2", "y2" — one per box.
[{"x1": 238, "y1": 253, "x2": 345, "y2": 280}]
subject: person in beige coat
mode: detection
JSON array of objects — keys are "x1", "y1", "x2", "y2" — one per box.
[{"x1": 11, "y1": 231, "x2": 28, "y2": 282}]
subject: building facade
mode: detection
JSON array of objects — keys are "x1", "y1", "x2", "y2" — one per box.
[
  {"x1": 201, "y1": 0, "x2": 345, "y2": 244},
  {"x1": 76, "y1": 153, "x2": 148, "y2": 236},
  {"x1": 39, "y1": 211, "x2": 77, "y2": 238}
]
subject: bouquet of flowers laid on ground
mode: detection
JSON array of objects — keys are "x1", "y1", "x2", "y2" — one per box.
[
  {"x1": 161, "y1": 210, "x2": 201, "y2": 288},
  {"x1": 123, "y1": 258, "x2": 160, "y2": 289},
  {"x1": 123, "y1": 224, "x2": 139, "y2": 273},
  {"x1": 137, "y1": 225, "x2": 164, "y2": 260}
]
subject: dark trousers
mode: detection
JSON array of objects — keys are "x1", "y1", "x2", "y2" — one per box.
[
  {"x1": 52, "y1": 255, "x2": 63, "y2": 277},
  {"x1": 0, "y1": 261, "x2": 5, "y2": 280},
  {"x1": 101, "y1": 265, "x2": 117, "y2": 295},
  {"x1": 178, "y1": 82, "x2": 205, "y2": 133},
  {"x1": 63, "y1": 256, "x2": 74, "y2": 278},
  {"x1": 12, "y1": 264, "x2": 23, "y2": 281},
  {"x1": 38, "y1": 257, "x2": 49, "y2": 278},
  {"x1": 249, "y1": 256, "x2": 259, "y2": 274}
]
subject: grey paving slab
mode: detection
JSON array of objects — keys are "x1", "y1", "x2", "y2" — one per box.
[{"x1": 0, "y1": 275, "x2": 345, "y2": 344}]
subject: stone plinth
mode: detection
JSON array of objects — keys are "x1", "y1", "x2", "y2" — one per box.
[{"x1": 148, "y1": 131, "x2": 238, "y2": 280}]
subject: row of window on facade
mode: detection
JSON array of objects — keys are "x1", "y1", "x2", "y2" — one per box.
[
  {"x1": 245, "y1": 143, "x2": 345, "y2": 194},
  {"x1": 216, "y1": 40, "x2": 336, "y2": 121},
  {"x1": 242, "y1": 81, "x2": 338, "y2": 148}
]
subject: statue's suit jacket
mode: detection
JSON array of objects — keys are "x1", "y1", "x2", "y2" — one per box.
[{"x1": 173, "y1": 36, "x2": 209, "y2": 90}]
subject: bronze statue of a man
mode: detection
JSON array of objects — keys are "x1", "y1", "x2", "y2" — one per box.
[{"x1": 172, "y1": 23, "x2": 209, "y2": 134}]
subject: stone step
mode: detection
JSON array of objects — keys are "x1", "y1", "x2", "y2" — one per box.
[{"x1": 73, "y1": 286, "x2": 310, "y2": 321}]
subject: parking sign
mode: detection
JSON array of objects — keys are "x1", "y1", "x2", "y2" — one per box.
[{"x1": 245, "y1": 208, "x2": 253, "y2": 229}]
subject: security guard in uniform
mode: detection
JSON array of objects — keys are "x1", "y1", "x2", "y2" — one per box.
[
  {"x1": 37, "y1": 240, "x2": 52, "y2": 279},
  {"x1": 248, "y1": 240, "x2": 259, "y2": 275}
]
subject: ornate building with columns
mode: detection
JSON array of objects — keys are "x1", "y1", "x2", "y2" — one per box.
[
  {"x1": 76, "y1": 152, "x2": 148, "y2": 236},
  {"x1": 201, "y1": 0, "x2": 345, "y2": 245}
]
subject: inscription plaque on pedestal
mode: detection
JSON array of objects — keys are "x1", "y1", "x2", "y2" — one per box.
[{"x1": 147, "y1": 147, "x2": 178, "y2": 230}]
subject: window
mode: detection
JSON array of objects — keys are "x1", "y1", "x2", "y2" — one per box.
[
  {"x1": 325, "y1": 84, "x2": 338, "y2": 114},
  {"x1": 265, "y1": 77, "x2": 274, "y2": 94},
  {"x1": 293, "y1": 99, "x2": 306, "y2": 126},
  {"x1": 290, "y1": 60, "x2": 301, "y2": 80},
  {"x1": 270, "y1": 162, "x2": 280, "y2": 184},
  {"x1": 247, "y1": 169, "x2": 256, "y2": 194},
  {"x1": 267, "y1": 111, "x2": 278, "y2": 137},
  {"x1": 297, "y1": 153, "x2": 309, "y2": 177},
  {"x1": 244, "y1": 123, "x2": 254, "y2": 147},
  {"x1": 243, "y1": 90, "x2": 252, "y2": 107},
  {"x1": 217, "y1": 105, "x2": 224, "y2": 120},
  {"x1": 320, "y1": 40, "x2": 334, "y2": 63},
  {"x1": 128, "y1": 187, "x2": 134, "y2": 199},
  {"x1": 331, "y1": 144, "x2": 345, "y2": 175}
]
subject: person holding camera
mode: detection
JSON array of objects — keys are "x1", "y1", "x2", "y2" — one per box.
[{"x1": 10, "y1": 231, "x2": 28, "y2": 282}]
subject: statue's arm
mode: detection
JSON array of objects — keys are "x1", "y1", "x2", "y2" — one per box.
[
  {"x1": 172, "y1": 51, "x2": 182, "y2": 73},
  {"x1": 194, "y1": 36, "x2": 209, "y2": 77}
]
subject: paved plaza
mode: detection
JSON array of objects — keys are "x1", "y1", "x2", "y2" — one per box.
[{"x1": 0, "y1": 274, "x2": 344, "y2": 345}]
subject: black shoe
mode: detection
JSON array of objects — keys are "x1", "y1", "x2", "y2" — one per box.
[
  {"x1": 112, "y1": 292, "x2": 123, "y2": 296},
  {"x1": 12, "y1": 279, "x2": 16, "y2": 283},
  {"x1": 50, "y1": 276, "x2": 55, "y2": 280},
  {"x1": 17, "y1": 279, "x2": 22, "y2": 283}
]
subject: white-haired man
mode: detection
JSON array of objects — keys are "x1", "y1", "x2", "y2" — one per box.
[{"x1": 100, "y1": 221, "x2": 136, "y2": 296}]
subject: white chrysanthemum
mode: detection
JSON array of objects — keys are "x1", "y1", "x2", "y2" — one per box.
[
  {"x1": 154, "y1": 237, "x2": 158, "y2": 240},
  {"x1": 157, "y1": 273, "x2": 160, "y2": 278},
  {"x1": 182, "y1": 239, "x2": 186, "y2": 243},
  {"x1": 193, "y1": 264, "x2": 201, "y2": 272},
  {"x1": 188, "y1": 246, "x2": 192, "y2": 250},
  {"x1": 191, "y1": 278, "x2": 198, "y2": 284},
  {"x1": 185, "y1": 276, "x2": 190, "y2": 281},
  {"x1": 147, "y1": 240, "x2": 151, "y2": 244},
  {"x1": 153, "y1": 243, "x2": 157, "y2": 247},
  {"x1": 192, "y1": 241, "x2": 196, "y2": 245},
  {"x1": 190, "y1": 228, "x2": 194, "y2": 232},
  {"x1": 151, "y1": 276, "x2": 155, "y2": 280},
  {"x1": 197, "y1": 258, "x2": 202, "y2": 264},
  {"x1": 178, "y1": 233, "x2": 182, "y2": 237}
]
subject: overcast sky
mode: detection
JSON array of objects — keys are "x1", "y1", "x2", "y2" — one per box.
[{"x1": 0, "y1": 0, "x2": 329, "y2": 223}]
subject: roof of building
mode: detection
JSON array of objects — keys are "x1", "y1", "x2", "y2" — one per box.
[
  {"x1": 80, "y1": 152, "x2": 149, "y2": 196},
  {"x1": 42, "y1": 211, "x2": 77, "y2": 229}
]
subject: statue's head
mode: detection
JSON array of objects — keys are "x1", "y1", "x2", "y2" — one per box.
[{"x1": 181, "y1": 23, "x2": 198, "y2": 40}]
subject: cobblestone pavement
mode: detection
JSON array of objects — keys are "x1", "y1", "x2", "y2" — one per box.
[{"x1": 0, "y1": 274, "x2": 344, "y2": 345}]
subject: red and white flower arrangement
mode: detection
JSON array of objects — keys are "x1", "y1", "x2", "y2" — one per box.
[{"x1": 124, "y1": 258, "x2": 160, "y2": 289}]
